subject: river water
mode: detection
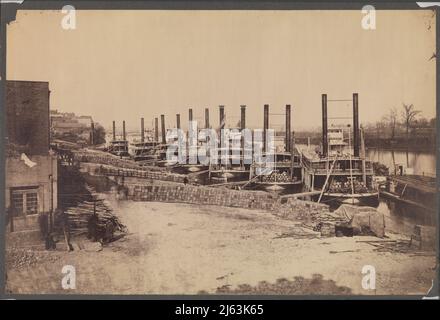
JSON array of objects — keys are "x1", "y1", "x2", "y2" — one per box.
[
  {"x1": 366, "y1": 148, "x2": 436, "y2": 177},
  {"x1": 367, "y1": 148, "x2": 436, "y2": 236}
]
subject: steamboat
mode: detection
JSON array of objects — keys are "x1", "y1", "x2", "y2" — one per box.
[
  {"x1": 247, "y1": 104, "x2": 302, "y2": 192},
  {"x1": 208, "y1": 106, "x2": 251, "y2": 183},
  {"x1": 108, "y1": 121, "x2": 129, "y2": 157},
  {"x1": 300, "y1": 94, "x2": 378, "y2": 206}
]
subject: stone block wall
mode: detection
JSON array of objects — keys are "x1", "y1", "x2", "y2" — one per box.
[
  {"x1": 82, "y1": 163, "x2": 187, "y2": 183},
  {"x1": 274, "y1": 197, "x2": 330, "y2": 220},
  {"x1": 126, "y1": 183, "x2": 330, "y2": 219},
  {"x1": 73, "y1": 151, "x2": 166, "y2": 172}
]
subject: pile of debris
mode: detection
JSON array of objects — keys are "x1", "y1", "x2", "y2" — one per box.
[
  {"x1": 64, "y1": 185, "x2": 126, "y2": 243},
  {"x1": 304, "y1": 204, "x2": 385, "y2": 238}
]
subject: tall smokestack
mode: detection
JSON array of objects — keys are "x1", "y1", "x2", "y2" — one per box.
[
  {"x1": 122, "y1": 121, "x2": 126, "y2": 141},
  {"x1": 219, "y1": 105, "x2": 225, "y2": 128},
  {"x1": 189, "y1": 108, "x2": 193, "y2": 122},
  {"x1": 219, "y1": 105, "x2": 225, "y2": 148},
  {"x1": 90, "y1": 121, "x2": 95, "y2": 145},
  {"x1": 141, "y1": 118, "x2": 145, "y2": 142},
  {"x1": 285, "y1": 104, "x2": 291, "y2": 153},
  {"x1": 160, "y1": 114, "x2": 166, "y2": 144},
  {"x1": 263, "y1": 104, "x2": 269, "y2": 153},
  {"x1": 154, "y1": 117, "x2": 159, "y2": 142},
  {"x1": 205, "y1": 108, "x2": 209, "y2": 129},
  {"x1": 322, "y1": 94, "x2": 328, "y2": 157},
  {"x1": 240, "y1": 105, "x2": 246, "y2": 130},
  {"x1": 176, "y1": 114, "x2": 181, "y2": 129},
  {"x1": 240, "y1": 105, "x2": 246, "y2": 167},
  {"x1": 353, "y1": 93, "x2": 360, "y2": 157},
  {"x1": 112, "y1": 121, "x2": 116, "y2": 141}
]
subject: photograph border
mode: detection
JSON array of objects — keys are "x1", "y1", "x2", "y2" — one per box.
[{"x1": 0, "y1": 0, "x2": 438, "y2": 300}]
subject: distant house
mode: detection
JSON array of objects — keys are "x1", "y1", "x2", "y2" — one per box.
[
  {"x1": 50, "y1": 109, "x2": 93, "y2": 145},
  {"x1": 5, "y1": 80, "x2": 58, "y2": 237}
]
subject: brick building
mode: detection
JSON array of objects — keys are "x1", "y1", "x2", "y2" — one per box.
[{"x1": 5, "y1": 81, "x2": 58, "y2": 238}]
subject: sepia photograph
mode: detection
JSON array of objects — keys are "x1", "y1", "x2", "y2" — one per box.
[{"x1": 0, "y1": 1, "x2": 438, "y2": 301}]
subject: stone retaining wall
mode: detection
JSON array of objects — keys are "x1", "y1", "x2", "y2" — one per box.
[
  {"x1": 73, "y1": 151, "x2": 166, "y2": 172},
  {"x1": 76, "y1": 153, "x2": 330, "y2": 219},
  {"x1": 126, "y1": 184, "x2": 329, "y2": 219},
  {"x1": 81, "y1": 163, "x2": 188, "y2": 183}
]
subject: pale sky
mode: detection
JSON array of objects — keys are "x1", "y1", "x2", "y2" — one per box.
[{"x1": 6, "y1": 10, "x2": 436, "y2": 131}]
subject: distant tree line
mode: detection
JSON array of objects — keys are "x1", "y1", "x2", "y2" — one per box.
[
  {"x1": 91, "y1": 123, "x2": 106, "y2": 145},
  {"x1": 363, "y1": 103, "x2": 435, "y2": 152}
]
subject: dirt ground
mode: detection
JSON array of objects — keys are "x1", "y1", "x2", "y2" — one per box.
[{"x1": 6, "y1": 199, "x2": 437, "y2": 296}]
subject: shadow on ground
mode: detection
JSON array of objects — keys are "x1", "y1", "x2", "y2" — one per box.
[{"x1": 200, "y1": 274, "x2": 352, "y2": 295}]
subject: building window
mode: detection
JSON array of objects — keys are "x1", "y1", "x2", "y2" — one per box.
[
  {"x1": 11, "y1": 188, "x2": 39, "y2": 216},
  {"x1": 11, "y1": 193, "x2": 24, "y2": 216},
  {"x1": 26, "y1": 192, "x2": 38, "y2": 214}
]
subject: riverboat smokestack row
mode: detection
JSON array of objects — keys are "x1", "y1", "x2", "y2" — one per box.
[
  {"x1": 112, "y1": 120, "x2": 116, "y2": 141},
  {"x1": 123, "y1": 121, "x2": 126, "y2": 141},
  {"x1": 105, "y1": 95, "x2": 379, "y2": 210}
]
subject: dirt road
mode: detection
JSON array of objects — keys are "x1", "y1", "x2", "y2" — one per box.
[{"x1": 6, "y1": 200, "x2": 437, "y2": 295}]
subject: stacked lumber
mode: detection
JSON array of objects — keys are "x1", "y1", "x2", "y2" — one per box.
[{"x1": 65, "y1": 185, "x2": 126, "y2": 241}]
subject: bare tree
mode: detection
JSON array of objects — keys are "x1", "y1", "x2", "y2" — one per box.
[
  {"x1": 374, "y1": 120, "x2": 386, "y2": 139},
  {"x1": 382, "y1": 107, "x2": 398, "y2": 139},
  {"x1": 401, "y1": 103, "x2": 420, "y2": 141}
]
